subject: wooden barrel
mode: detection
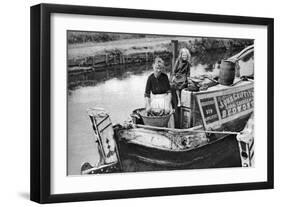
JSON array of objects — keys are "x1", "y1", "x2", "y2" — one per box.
[{"x1": 218, "y1": 60, "x2": 236, "y2": 85}]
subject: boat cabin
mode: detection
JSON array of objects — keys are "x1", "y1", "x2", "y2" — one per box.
[{"x1": 179, "y1": 78, "x2": 253, "y2": 132}]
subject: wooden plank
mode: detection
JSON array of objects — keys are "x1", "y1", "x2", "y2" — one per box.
[{"x1": 171, "y1": 40, "x2": 178, "y2": 75}]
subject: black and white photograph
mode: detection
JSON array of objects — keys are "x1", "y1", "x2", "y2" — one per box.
[
  {"x1": 28, "y1": 2, "x2": 274, "y2": 204},
  {"x1": 67, "y1": 31, "x2": 255, "y2": 175},
  {"x1": 0, "y1": 0, "x2": 279, "y2": 205}
]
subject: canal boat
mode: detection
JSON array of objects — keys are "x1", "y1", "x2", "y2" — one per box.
[{"x1": 81, "y1": 45, "x2": 255, "y2": 174}]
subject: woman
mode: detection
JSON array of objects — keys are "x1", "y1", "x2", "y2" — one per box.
[
  {"x1": 144, "y1": 57, "x2": 173, "y2": 121},
  {"x1": 171, "y1": 48, "x2": 191, "y2": 106}
]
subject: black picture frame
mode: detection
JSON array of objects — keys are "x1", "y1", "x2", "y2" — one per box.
[{"x1": 30, "y1": 3, "x2": 274, "y2": 204}]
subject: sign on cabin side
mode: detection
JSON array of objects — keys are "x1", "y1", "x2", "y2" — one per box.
[{"x1": 196, "y1": 83, "x2": 254, "y2": 129}]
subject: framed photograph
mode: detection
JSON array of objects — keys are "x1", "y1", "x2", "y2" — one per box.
[{"x1": 30, "y1": 3, "x2": 274, "y2": 203}]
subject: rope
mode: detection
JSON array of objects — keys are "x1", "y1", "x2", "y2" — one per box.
[{"x1": 134, "y1": 124, "x2": 240, "y2": 135}]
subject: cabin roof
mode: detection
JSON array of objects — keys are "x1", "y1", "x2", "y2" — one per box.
[{"x1": 194, "y1": 78, "x2": 253, "y2": 94}]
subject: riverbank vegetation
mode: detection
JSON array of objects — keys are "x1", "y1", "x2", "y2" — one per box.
[{"x1": 67, "y1": 31, "x2": 253, "y2": 72}]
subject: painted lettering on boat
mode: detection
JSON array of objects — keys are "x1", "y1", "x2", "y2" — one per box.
[
  {"x1": 196, "y1": 82, "x2": 254, "y2": 129},
  {"x1": 200, "y1": 97, "x2": 219, "y2": 124},
  {"x1": 217, "y1": 88, "x2": 254, "y2": 119}
]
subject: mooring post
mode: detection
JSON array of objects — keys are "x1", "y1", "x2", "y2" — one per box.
[
  {"x1": 105, "y1": 53, "x2": 109, "y2": 66},
  {"x1": 171, "y1": 40, "x2": 178, "y2": 75},
  {"x1": 120, "y1": 54, "x2": 123, "y2": 64},
  {"x1": 145, "y1": 52, "x2": 148, "y2": 63},
  {"x1": 171, "y1": 40, "x2": 179, "y2": 127},
  {"x1": 92, "y1": 56, "x2": 95, "y2": 70}
]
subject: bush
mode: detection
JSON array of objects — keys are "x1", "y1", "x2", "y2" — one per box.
[{"x1": 67, "y1": 32, "x2": 151, "y2": 44}]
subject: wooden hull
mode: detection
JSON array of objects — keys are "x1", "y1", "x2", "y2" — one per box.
[
  {"x1": 117, "y1": 134, "x2": 241, "y2": 172},
  {"x1": 116, "y1": 111, "x2": 251, "y2": 172}
]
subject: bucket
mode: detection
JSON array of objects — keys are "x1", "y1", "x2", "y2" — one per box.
[
  {"x1": 130, "y1": 109, "x2": 144, "y2": 124},
  {"x1": 134, "y1": 108, "x2": 173, "y2": 127},
  {"x1": 218, "y1": 60, "x2": 236, "y2": 85}
]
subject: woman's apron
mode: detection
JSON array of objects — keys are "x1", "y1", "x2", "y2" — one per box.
[{"x1": 150, "y1": 93, "x2": 175, "y2": 128}]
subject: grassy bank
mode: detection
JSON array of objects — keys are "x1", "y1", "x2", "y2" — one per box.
[
  {"x1": 67, "y1": 31, "x2": 156, "y2": 44},
  {"x1": 67, "y1": 35, "x2": 253, "y2": 72}
]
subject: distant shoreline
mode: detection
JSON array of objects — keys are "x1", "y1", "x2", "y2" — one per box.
[
  {"x1": 67, "y1": 36, "x2": 253, "y2": 73},
  {"x1": 68, "y1": 37, "x2": 193, "y2": 59}
]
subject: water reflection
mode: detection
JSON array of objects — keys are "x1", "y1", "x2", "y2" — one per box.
[
  {"x1": 68, "y1": 63, "x2": 152, "y2": 91},
  {"x1": 68, "y1": 49, "x2": 242, "y2": 91}
]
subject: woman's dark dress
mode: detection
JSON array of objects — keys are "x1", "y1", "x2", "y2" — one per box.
[{"x1": 171, "y1": 59, "x2": 190, "y2": 90}]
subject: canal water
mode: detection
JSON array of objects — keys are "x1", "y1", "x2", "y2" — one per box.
[{"x1": 67, "y1": 50, "x2": 254, "y2": 175}]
